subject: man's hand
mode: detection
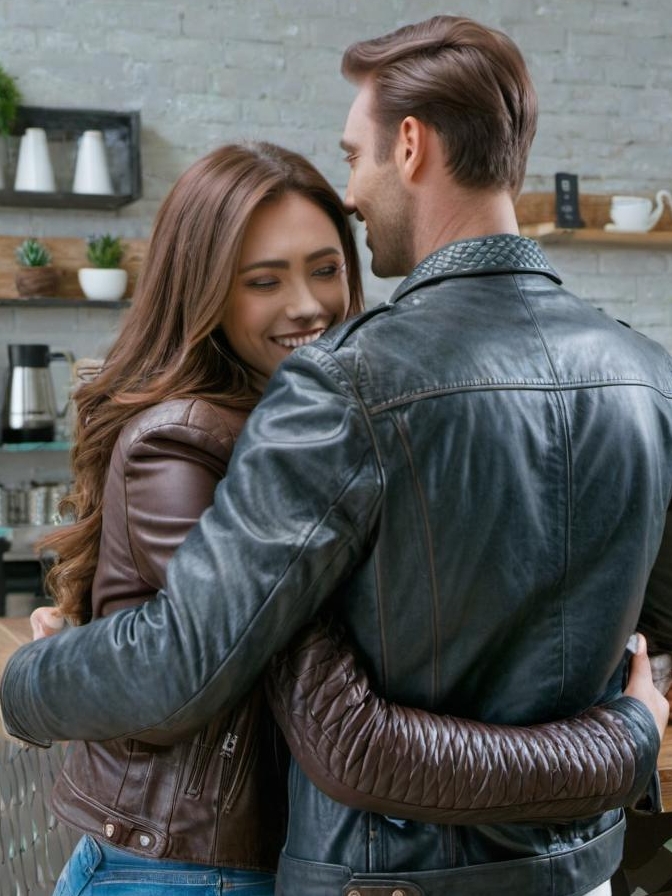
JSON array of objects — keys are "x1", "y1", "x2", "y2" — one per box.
[
  {"x1": 30, "y1": 607, "x2": 65, "y2": 641},
  {"x1": 625, "y1": 633, "x2": 670, "y2": 742}
]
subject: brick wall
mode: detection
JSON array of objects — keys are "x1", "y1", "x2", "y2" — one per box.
[{"x1": 0, "y1": 0, "x2": 670, "y2": 359}]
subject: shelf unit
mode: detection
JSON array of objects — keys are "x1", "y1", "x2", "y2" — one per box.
[
  {"x1": 0, "y1": 235, "x2": 147, "y2": 301},
  {"x1": 0, "y1": 441, "x2": 70, "y2": 452},
  {"x1": 0, "y1": 105, "x2": 142, "y2": 209},
  {"x1": 516, "y1": 192, "x2": 672, "y2": 249}
]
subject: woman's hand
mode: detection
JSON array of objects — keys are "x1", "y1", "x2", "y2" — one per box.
[
  {"x1": 30, "y1": 606, "x2": 65, "y2": 641},
  {"x1": 625, "y1": 633, "x2": 670, "y2": 742}
]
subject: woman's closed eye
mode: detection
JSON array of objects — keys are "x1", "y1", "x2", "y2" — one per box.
[
  {"x1": 245, "y1": 276, "x2": 280, "y2": 291},
  {"x1": 312, "y1": 261, "x2": 345, "y2": 280}
]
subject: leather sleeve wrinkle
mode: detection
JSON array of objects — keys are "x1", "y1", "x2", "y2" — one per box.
[
  {"x1": 123, "y1": 425, "x2": 231, "y2": 590},
  {"x1": 0, "y1": 354, "x2": 383, "y2": 746},
  {"x1": 266, "y1": 622, "x2": 660, "y2": 824}
]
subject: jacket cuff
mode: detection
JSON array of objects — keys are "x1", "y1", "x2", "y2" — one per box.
[{"x1": 604, "y1": 695, "x2": 662, "y2": 812}]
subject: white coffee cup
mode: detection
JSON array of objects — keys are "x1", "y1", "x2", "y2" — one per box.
[{"x1": 609, "y1": 195, "x2": 656, "y2": 231}]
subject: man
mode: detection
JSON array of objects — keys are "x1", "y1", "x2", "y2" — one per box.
[{"x1": 2, "y1": 14, "x2": 672, "y2": 896}]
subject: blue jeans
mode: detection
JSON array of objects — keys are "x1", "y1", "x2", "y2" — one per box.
[{"x1": 53, "y1": 834, "x2": 276, "y2": 895}]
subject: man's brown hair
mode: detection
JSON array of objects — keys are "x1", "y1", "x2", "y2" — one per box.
[{"x1": 342, "y1": 15, "x2": 537, "y2": 196}]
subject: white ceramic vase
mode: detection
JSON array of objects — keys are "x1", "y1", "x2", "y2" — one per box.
[
  {"x1": 78, "y1": 268, "x2": 128, "y2": 301},
  {"x1": 72, "y1": 130, "x2": 113, "y2": 195},
  {"x1": 14, "y1": 127, "x2": 57, "y2": 192}
]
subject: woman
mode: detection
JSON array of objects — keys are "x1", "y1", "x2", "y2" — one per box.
[
  {"x1": 35, "y1": 142, "x2": 665, "y2": 896},
  {"x1": 39, "y1": 141, "x2": 362, "y2": 896}
]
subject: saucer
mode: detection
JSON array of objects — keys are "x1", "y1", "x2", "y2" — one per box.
[{"x1": 604, "y1": 223, "x2": 650, "y2": 233}]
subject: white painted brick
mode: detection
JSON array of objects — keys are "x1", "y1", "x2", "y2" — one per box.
[
  {"x1": 636, "y1": 275, "x2": 672, "y2": 305},
  {"x1": 0, "y1": 25, "x2": 37, "y2": 54},
  {"x1": 0, "y1": 308, "x2": 16, "y2": 336},
  {"x1": 511, "y1": 22, "x2": 567, "y2": 53},
  {"x1": 598, "y1": 250, "x2": 669, "y2": 275},
  {"x1": 542, "y1": 247, "x2": 599, "y2": 275},
  {"x1": 173, "y1": 93, "x2": 239, "y2": 124},
  {"x1": 5, "y1": 2, "x2": 63, "y2": 28},
  {"x1": 569, "y1": 32, "x2": 628, "y2": 58}
]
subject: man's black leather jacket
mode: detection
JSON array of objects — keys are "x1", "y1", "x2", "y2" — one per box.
[{"x1": 3, "y1": 235, "x2": 672, "y2": 896}]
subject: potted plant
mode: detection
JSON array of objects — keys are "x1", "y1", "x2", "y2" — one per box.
[
  {"x1": 0, "y1": 63, "x2": 22, "y2": 189},
  {"x1": 78, "y1": 234, "x2": 128, "y2": 301},
  {"x1": 14, "y1": 238, "x2": 60, "y2": 298}
]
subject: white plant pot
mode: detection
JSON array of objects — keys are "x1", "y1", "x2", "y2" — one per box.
[{"x1": 78, "y1": 267, "x2": 128, "y2": 301}]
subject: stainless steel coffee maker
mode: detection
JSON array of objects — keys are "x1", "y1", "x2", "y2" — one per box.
[{"x1": 2, "y1": 343, "x2": 75, "y2": 443}]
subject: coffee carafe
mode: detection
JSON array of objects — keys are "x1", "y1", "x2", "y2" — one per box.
[{"x1": 2, "y1": 344, "x2": 75, "y2": 443}]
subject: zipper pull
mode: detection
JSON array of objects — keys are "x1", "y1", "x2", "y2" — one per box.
[{"x1": 220, "y1": 732, "x2": 238, "y2": 759}]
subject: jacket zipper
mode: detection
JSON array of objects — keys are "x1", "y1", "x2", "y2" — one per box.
[
  {"x1": 222, "y1": 721, "x2": 259, "y2": 813},
  {"x1": 220, "y1": 729, "x2": 244, "y2": 811},
  {"x1": 184, "y1": 711, "x2": 243, "y2": 800}
]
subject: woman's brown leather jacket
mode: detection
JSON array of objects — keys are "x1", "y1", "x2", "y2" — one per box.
[
  {"x1": 50, "y1": 398, "x2": 658, "y2": 868},
  {"x1": 50, "y1": 399, "x2": 287, "y2": 869}
]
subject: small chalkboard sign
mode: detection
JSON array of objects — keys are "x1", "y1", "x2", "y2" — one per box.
[{"x1": 555, "y1": 173, "x2": 585, "y2": 228}]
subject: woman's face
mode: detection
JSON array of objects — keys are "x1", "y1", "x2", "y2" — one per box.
[{"x1": 222, "y1": 192, "x2": 351, "y2": 385}]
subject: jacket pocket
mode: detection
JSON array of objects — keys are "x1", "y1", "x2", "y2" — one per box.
[
  {"x1": 183, "y1": 691, "x2": 262, "y2": 809},
  {"x1": 183, "y1": 716, "x2": 229, "y2": 798}
]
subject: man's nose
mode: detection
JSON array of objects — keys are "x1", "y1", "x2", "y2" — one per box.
[{"x1": 343, "y1": 175, "x2": 358, "y2": 216}]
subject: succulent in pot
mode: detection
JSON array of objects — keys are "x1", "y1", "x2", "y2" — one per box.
[
  {"x1": 14, "y1": 237, "x2": 60, "y2": 298},
  {"x1": 78, "y1": 234, "x2": 128, "y2": 301}
]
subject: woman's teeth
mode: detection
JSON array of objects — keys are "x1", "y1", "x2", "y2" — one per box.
[{"x1": 273, "y1": 329, "x2": 325, "y2": 348}]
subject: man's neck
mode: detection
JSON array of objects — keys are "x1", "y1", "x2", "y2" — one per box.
[{"x1": 413, "y1": 187, "x2": 519, "y2": 265}]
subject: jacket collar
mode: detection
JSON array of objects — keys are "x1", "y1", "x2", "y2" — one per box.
[{"x1": 390, "y1": 233, "x2": 562, "y2": 304}]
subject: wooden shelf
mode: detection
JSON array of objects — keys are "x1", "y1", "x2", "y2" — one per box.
[
  {"x1": 516, "y1": 192, "x2": 672, "y2": 249},
  {"x1": 0, "y1": 297, "x2": 130, "y2": 308},
  {"x1": 519, "y1": 222, "x2": 672, "y2": 249},
  {"x1": 0, "y1": 235, "x2": 146, "y2": 301}
]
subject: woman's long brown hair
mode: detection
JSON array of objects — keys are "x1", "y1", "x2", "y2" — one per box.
[{"x1": 41, "y1": 141, "x2": 364, "y2": 623}]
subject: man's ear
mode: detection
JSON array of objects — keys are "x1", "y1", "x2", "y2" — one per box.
[{"x1": 394, "y1": 116, "x2": 426, "y2": 184}]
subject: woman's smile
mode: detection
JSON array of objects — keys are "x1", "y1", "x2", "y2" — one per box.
[{"x1": 271, "y1": 327, "x2": 328, "y2": 349}]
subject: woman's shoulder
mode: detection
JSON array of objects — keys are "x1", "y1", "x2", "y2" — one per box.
[{"x1": 117, "y1": 398, "x2": 250, "y2": 457}]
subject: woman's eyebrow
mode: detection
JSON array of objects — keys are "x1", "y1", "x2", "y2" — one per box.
[
  {"x1": 306, "y1": 246, "x2": 342, "y2": 262},
  {"x1": 239, "y1": 259, "x2": 288, "y2": 273},
  {"x1": 239, "y1": 246, "x2": 342, "y2": 274}
]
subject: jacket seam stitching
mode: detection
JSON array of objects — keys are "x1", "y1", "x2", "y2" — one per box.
[
  {"x1": 394, "y1": 414, "x2": 441, "y2": 705},
  {"x1": 515, "y1": 276, "x2": 570, "y2": 705},
  {"x1": 368, "y1": 380, "x2": 672, "y2": 415}
]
